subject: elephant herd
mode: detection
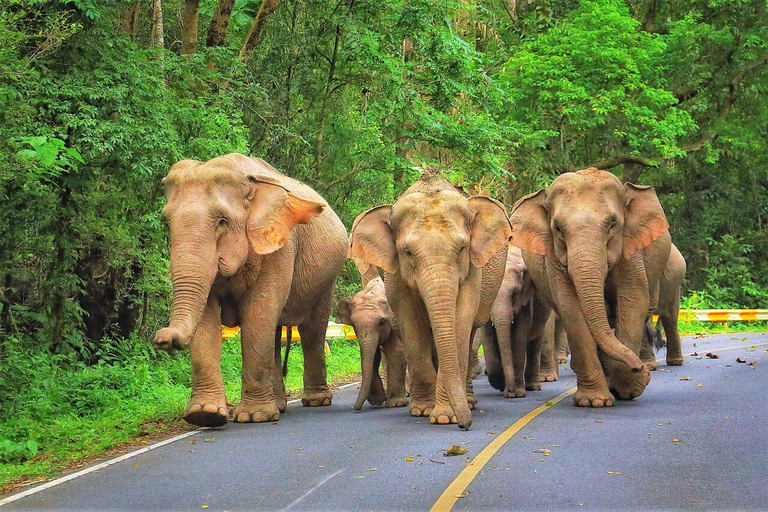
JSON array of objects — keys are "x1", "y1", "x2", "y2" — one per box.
[{"x1": 152, "y1": 154, "x2": 686, "y2": 431}]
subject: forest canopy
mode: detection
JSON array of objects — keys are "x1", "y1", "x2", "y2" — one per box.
[{"x1": 1, "y1": 0, "x2": 766, "y2": 358}]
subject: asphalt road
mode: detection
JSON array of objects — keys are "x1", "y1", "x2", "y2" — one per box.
[{"x1": 2, "y1": 332, "x2": 767, "y2": 511}]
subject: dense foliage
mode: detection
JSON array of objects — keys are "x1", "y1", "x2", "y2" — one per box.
[{"x1": 0, "y1": 0, "x2": 766, "y2": 473}]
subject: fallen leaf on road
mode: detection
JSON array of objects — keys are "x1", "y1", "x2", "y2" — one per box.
[
  {"x1": 697, "y1": 383, "x2": 703, "y2": 387},
  {"x1": 595, "y1": 420, "x2": 603, "y2": 423},
  {"x1": 680, "y1": 376, "x2": 690, "y2": 381},
  {"x1": 446, "y1": 446, "x2": 468, "y2": 456},
  {"x1": 706, "y1": 353, "x2": 719, "y2": 359},
  {"x1": 535, "y1": 449, "x2": 551, "y2": 456},
  {"x1": 736, "y1": 358, "x2": 747, "y2": 363},
  {"x1": 204, "y1": 438, "x2": 215, "y2": 443},
  {"x1": 404, "y1": 456, "x2": 413, "y2": 461},
  {"x1": 748, "y1": 362, "x2": 756, "y2": 367},
  {"x1": 487, "y1": 431, "x2": 497, "y2": 435},
  {"x1": 672, "y1": 439, "x2": 681, "y2": 442},
  {"x1": 691, "y1": 352, "x2": 699, "y2": 356},
  {"x1": 367, "y1": 468, "x2": 377, "y2": 471}
]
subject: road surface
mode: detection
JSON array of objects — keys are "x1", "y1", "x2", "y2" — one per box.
[{"x1": 2, "y1": 332, "x2": 767, "y2": 511}]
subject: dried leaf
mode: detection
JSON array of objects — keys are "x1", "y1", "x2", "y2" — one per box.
[
  {"x1": 367, "y1": 468, "x2": 378, "y2": 471},
  {"x1": 691, "y1": 352, "x2": 699, "y2": 356},
  {"x1": 748, "y1": 362, "x2": 756, "y2": 367},
  {"x1": 535, "y1": 448, "x2": 551, "y2": 456},
  {"x1": 404, "y1": 456, "x2": 413, "y2": 462},
  {"x1": 736, "y1": 358, "x2": 746, "y2": 363},
  {"x1": 446, "y1": 445, "x2": 468, "y2": 456},
  {"x1": 204, "y1": 438, "x2": 216, "y2": 443},
  {"x1": 487, "y1": 431, "x2": 497, "y2": 435},
  {"x1": 706, "y1": 352, "x2": 719, "y2": 359},
  {"x1": 595, "y1": 420, "x2": 603, "y2": 423},
  {"x1": 679, "y1": 376, "x2": 690, "y2": 381},
  {"x1": 697, "y1": 383, "x2": 703, "y2": 387},
  {"x1": 672, "y1": 439, "x2": 681, "y2": 442}
]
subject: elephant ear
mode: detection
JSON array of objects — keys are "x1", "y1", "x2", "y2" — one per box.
[
  {"x1": 623, "y1": 183, "x2": 669, "y2": 260},
  {"x1": 246, "y1": 176, "x2": 326, "y2": 255},
  {"x1": 353, "y1": 257, "x2": 379, "y2": 287},
  {"x1": 510, "y1": 189, "x2": 554, "y2": 260},
  {"x1": 348, "y1": 205, "x2": 398, "y2": 275},
  {"x1": 468, "y1": 196, "x2": 512, "y2": 268},
  {"x1": 337, "y1": 297, "x2": 353, "y2": 325}
]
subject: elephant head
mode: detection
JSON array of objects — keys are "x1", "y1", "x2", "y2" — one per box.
[
  {"x1": 337, "y1": 277, "x2": 392, "y2": 410},
  {"x1": 348, "y1": 184, "x2": 511, "y2": 429},
  {"x1": 510, "y1": 168, "x2": 669, "y2": 371},
  {"x1": 153, "y1": 154, "x2": 326, "y2": 350}
]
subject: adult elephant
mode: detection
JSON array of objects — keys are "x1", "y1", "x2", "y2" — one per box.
[
  {"x1": 348, "y1": 172, "x2": 511, "y2": 430},
  {"x1": 153, "y1": 154, "x2": 347, "y2": 427},
  {"x1": 511, "y1": 169, "x2": 671, "y2": 407}
]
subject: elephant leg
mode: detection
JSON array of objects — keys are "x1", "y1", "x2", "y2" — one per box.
[
  {"x1": 662, "y1": 302, "x2": 683, "y2": 366},
  {"x1": 525, "y1": 299, "x2": 548, "y2": 390},
  {"x1": 465, "y1": 326, "x2": 478, "y2": 411},
  {"x1": 381, "y1": 334, "x2": 408, "y2": 408},
  {"x1": 639, "y1": 320, "x2": 658, "y2": 371},
  {"x1": 610, "y1": 255, "x2": 652, "y2": 400},
  {"x1": 394, "y1": 291, "x2": 436, "y2": 418},
  {"x1": 273, "y1": 326, "x2": 288, "y2": 412},
  {"x1": 554, "y1": 316, "x2": 569, "y2": 364},
  {"x1": 510, "y1": 306, "x2": 532, "y2": 397},
  {"x1": 468, "y1": 331, "x2": 483, "y2": 379},
  {"x1": 185, "y1": 296, "x2": 229, "y2": 427},
  {"x1": 539, "y1": 313, "x2": 558, "y2": 382},
  {"x1": 298, "y1": 292, "x2": 334, "y2": 407}
]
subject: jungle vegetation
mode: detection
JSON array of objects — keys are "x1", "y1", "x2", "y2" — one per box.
[{"x1": 0, "y1": 0, "x2": 766, "y2": 485}]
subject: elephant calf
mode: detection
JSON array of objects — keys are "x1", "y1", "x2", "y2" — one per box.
[
  {"x1": 482, "y1": 247, "x2": 552, "y2": 398},
  {"x1": 337, "y1": 277, "x2": 408, "y2": 410}
]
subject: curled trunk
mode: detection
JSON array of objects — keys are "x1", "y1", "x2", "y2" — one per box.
[
  {"x1": 568, "y1": 246, "x2": 643, "y2": 371},
  {"x1": 153, "y1": 236, "x2": 217, "y2": 350}
]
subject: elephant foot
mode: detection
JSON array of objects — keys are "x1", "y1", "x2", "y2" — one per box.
[
  {"x1": 409, "y1": 399, "x2": 434, "y2": 417},
  {"x1": 467, "y1": 394, "x2": 478, "y2": 410},
  {"x1": 609, "y1": 364, "x2": 652, "y2": 400},
  {"x1": 183, "y1": 398, "x2": 229, "y2": 427},
  {"x1": 573, "y1": 387, "x2": 615, "y2": 408},
  {"x1": 386, "y1": 394, "x2": 408, "y2": 408},
  {"x1": 503, "y1": 386, "x2": 526, "y2": 398},
  {"x1": 539, "y1": 370, "x2": 558, "y2": 382},
  {"x1": 525, "y1": 381, "x2": 542, "y2": 392},
  {"x1": 301, "y1": 389, "x2": 333, "y2": 407},
  {"x1": 468, "y1": 360, "x2": 483, "y2": 380},
  {"x1": 367, "y1": 388, "x2": 387, "y2": 407},
  {"x1": 557, "y1": 355, "x2": 568, "y2": 365},
  {"x1": 429, "y1": 404, "x2": 458, "y2": 425},
  {"x1": 275, "y1": 395, "x2": 288, "y2": 413},
  {"x1": 232, "y1": 401, "x2": 280, "y2": 423},
  {"x1": 667, "y1": 356, "x2": 684, "y2": 366}
]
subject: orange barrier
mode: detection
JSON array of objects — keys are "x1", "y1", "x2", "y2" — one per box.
[
  {"x1": 680, "y1": 309, "x2": 768, "y2": 322},
  {"x1": 221, "y1": 323, "x2": 356, "y2": 341}
]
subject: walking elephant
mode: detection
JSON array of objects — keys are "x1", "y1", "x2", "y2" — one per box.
[
  {"x1": 337, "y1": 276, "x2": 408, "y2": 410},
  {"x1": 640, "y1": 243, "x2": 686, "y2": 370},
  {"x1": 481, "y1": 247, "x2": 552, "y2": 398},
  {"x1": 539, "y1": 312, "x2": 567, "y2": 382},
  {"x1": 153, "y1": 154, "x2": 348, "y2": 427},
  {"x1": 348, "y1": 171, "x2": 511, "y2": 430},
  {"x1": 511, "y1": 169, "x2": 671, "y2": 407}
]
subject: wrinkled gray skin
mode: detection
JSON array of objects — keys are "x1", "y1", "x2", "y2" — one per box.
[
  {"x1": 511, "y1": 169, "x2": 671, "y2": 407},
  {"x1": 640, "y1": 243, "x2": 687, "y2": 370},
  {"x1": 349, "y1": 172, "x2": 511, "y2": 430},
  {"x1": 337, "y1": 277, "x2": 408, "y2": 410},
  {"x1": 539, "y1": 312, "x2": 568, "y2": 382},
  {"x1": 153, "y1": 154, "x2": 347, "y2": 427},
  {"x1": 481, "y1": 247, "x2": 552, "y2": 398}
]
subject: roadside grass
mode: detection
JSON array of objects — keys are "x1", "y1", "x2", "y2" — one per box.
[
  {"x1": 0, "y1": 335, "x2": 361, "y2": 493},
  {"x1": 677, "y1": 320, "x2": 768, "y2": 336}
]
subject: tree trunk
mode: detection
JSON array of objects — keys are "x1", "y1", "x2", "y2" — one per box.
[
  {"x1": 181, "y1": 0, "x2": 200, "y2": 55},
  {"x1": 206, "y1": 0, "x2": 235, "y2": 47},
  {"x1": 151, "y1": 0, "x2": 165, "y2": 49},
  {"x1": 120, "y1": 0, "x2": 141, "y2": 41},
  {"x1": 238, "y1": 0, "x2": 281, "y2": 59}
]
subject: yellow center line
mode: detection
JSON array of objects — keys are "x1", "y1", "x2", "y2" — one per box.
[{"x1": 431, "y1": 340, "x2": 768, "y2": 512}]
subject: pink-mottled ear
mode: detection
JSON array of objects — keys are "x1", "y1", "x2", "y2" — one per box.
[
  {"x1": 467, "y1": 196, "x2": 512, "y2": 268},
  {"x1": 623, "y1": 183, "x2": 669, "y2": 260},
  {"x1": 348, "y1": 205, "x2": 398, "y2": 275},
  {"x1": 510, "y1": 189, "x2": 553, "y2": 260},
  {"x1": 246, "y1": 176, "x2": 326, "y2": 255}
]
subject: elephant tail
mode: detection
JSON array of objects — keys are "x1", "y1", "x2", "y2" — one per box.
[
  {"x1": 282, "y1": 327, "x2": 292, "y2": 377},
  {"x1": 646, "y1": 321, "x2": 666, "y2": 352}
]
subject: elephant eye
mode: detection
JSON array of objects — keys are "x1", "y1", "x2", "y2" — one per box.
[
  {"x1": 552, "y1": 223, "x2": 563, "y2": 237},
  {"x1": 459, "y1": 242, "x2": 467, "y2": 252},
  {"x1": 608, "y1": 219, "x2": 618, "y2": 232},
  {"x1": 217, "y1": 217, "x2": 229, "y2": 228},
  {"x1": 404, "y1": 248, "x2": 413, "y2": 257}
]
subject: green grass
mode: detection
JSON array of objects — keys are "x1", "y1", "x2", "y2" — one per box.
[
  {"x1": 678, "y1": 320, "x2": 768, "y2": 336},
  {"x1": 0, "y1": 335, "x2": 361, "y2": 493}
]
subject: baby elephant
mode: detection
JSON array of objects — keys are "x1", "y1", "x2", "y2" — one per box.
[
  {"x1": 337, "y1": 277, "x2": 408, "y2": 410},
  {"x1": 483, "y1": 247, "x2": 552, "y2": 398}
]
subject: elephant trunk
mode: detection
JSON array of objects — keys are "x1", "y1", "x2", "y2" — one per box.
[
  {"x1": 568, "y1": 245, "x2": 643, "y2": 372},
  {"x1": 354, "y1": 332, "x2": 380, "y2": 410},
  {"x1": 419, "y1": 265, "x2": 471, "y2": 430},
  {"x1": 154, "y1": 232, "x2": 218, "y2": 351}
]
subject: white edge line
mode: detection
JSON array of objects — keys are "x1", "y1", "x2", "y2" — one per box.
[
  {"x1": 2, "y1": 380, "x2": 363, "y2": 505},
  {"x1": 0, "y1": 429, "x2": 203, "y2": 506},
  {"x1": 280, "y1": 468, "x2": 347, "y2": 511}
]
